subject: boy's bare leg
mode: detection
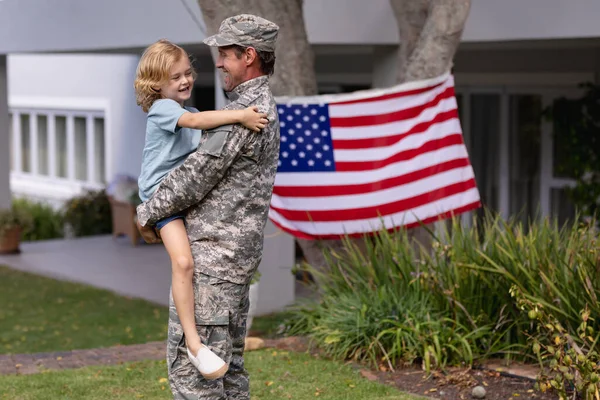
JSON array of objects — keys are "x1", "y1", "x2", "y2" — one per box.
[{"x1": 159, "y1": 219, "x2": 202, "y2": 355}]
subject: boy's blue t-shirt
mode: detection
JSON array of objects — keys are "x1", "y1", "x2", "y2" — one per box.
[{"x1": 138, "y1": 99, "x2": 202, "y2": 202}]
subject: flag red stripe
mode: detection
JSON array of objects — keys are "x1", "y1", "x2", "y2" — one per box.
[
  {"x1": 336, "y1": 134, "x2": 465, "y2": 172},
  {"x1": 332, "y1": 109, "x2": 458, "y2": 150},
  {"x1": 329, "y1": 86, "x2": 455, "y2": 128},
  {"x1": 273, "y1": 158, "x2": 471, "y2": 198},
  {"x1": 331, "y1": 80, "x2": 447, "y2": 106},
  {"x1": 269, "y1": 201, "x2": 482, "y2": 240},
  {"x1": 271, "y1": 179, "x2": 477, "y2": 222}
]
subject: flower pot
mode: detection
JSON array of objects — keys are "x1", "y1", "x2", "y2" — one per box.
[
  {"x1": 0, "y1": 227, "x2": 21, "y2": 254},
  {"x1": 246, "y1": 282, "x2": 259, "y2": 331}
]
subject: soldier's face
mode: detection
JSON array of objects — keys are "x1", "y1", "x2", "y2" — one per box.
[{"x1": 216, "y1": 47, "x2": 248, "y2": 91}]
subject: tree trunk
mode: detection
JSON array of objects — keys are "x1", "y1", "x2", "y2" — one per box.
[
  {"x1": 391, "y1": 0, "x2": 471, "y2": 83},
  {"x1": 390, "y1": 0, "x2": 471, "y2": 247},
  {"x1": 197, "y1": 0, "x2": 317, "y2": 96}
]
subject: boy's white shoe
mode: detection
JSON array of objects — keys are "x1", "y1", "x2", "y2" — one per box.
[{"x1": 187, "y1": 346, "x2": 228, "y2": 380}]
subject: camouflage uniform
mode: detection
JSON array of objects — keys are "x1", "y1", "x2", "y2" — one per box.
[{"x1": 136, "y1": 14, "x2": 280, "y2": 400}]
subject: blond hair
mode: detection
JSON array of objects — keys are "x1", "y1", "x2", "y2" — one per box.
[{"x1": 134, "y1": 39, "x2": 197, "y2": 112}]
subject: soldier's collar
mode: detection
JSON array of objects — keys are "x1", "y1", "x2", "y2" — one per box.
[{"x1": 226, "y1": 75, "x2": 269, "y2": 101}]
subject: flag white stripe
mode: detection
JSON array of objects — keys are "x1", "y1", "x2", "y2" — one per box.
[
  {"x1": 272, "y1": 166, "x2": 475, "y2": 211},
  {"x1": 330, "y1": 98, "x2": 458, "y2": 141},
  {"x1": 275, "y1": 73, "x2": 451, "y2": 105},
  {"x1": 333, "y1": 119, "x2": 462, "y2": 162},
  {"x1": 328, "y1": 78, "x2": 454, "y2": 119},
  {"x1": 274, "y1": 144, "x2": 470, "y2": 187},
  {"x1": 269, "y1": 188, "x2": 481, "y2": 235}
]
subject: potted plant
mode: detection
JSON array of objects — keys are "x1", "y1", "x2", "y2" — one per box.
[
  {"x1": 0, "y1": 206, "x2": 33, "y2": 254},
  {"x1": 246, "y1": 271, "x2": 261, "y2": 331}
]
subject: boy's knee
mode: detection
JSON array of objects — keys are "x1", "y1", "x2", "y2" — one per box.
[{"x1": 173, "y1": 256, "x2": 194, "y2": 273}]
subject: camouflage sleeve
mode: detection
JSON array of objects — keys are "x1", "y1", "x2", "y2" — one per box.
[{"x1": 136, "y1": 124, "x2": 250, "y2": 226}]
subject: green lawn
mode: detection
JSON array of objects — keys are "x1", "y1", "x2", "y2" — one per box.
[
  {"x1": 0, "y1": 351, "x2": 417, "y2": 400},
  {"x1": 0, "y1": 266, "x2": 169, "y2": 354},
  {"x1": 0, "y1": 265, "x2": 419, "y2": 399}
]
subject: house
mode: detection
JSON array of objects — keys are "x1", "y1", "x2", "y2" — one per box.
[{"x1": 1, "y1": 0, "x2": 599, "y2": 310}]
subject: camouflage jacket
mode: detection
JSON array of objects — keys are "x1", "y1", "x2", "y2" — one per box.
[{"x1": 136, "y1": 76, "x2": 280, "y2": 285}]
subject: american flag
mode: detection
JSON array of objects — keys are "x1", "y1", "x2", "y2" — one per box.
[{"x1": 269, "y1": 73, "x2": 481, "y2": 240}]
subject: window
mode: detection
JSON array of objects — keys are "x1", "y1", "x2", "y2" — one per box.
[{"x1": 9, "y1": 108, "x2": 106, "y2": 184}]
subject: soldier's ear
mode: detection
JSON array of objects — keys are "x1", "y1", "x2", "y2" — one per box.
[{"x1": 244, "y1": 47, "x2": 257, "y2": 66}]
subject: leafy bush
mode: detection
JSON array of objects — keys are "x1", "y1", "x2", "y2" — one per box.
[
  {"x1": 12, "y1": 198, "x2": 64, "y2": 241},
  {"x1": 63, "y1": 190, "x2": 112, "y2": 237},
  {"x1": 288, "y1": 211, "x2": 599, "y2": 372},
  {"x1": 513, "y1": 287, "x2": 600, "y2": 399}
]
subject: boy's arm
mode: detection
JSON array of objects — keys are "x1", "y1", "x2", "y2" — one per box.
[{"x1": 178, "y1": 107, "x2": 267, "y2": 132}]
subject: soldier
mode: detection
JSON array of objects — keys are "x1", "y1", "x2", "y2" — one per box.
[{"x1": 136, "y1": 14, "x2": 280, "y2": 400}]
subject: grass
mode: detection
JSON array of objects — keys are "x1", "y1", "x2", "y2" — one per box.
[
  {"x1": 0, "y1": 351, "x2": 417, "y2": 400},
  {"x1": 0, "y1": 266, "x2": 169, "y2": 354}
]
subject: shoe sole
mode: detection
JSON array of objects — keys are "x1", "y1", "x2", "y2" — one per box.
[{"x1": 202, "y1": 363, "x2": 229, "y2": 380}]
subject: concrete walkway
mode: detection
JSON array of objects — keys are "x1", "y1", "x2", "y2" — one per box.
[
  {"x1": 0, "y1": 235, "x2": 172, "y2": 305},
  {"x1": 0, "y1": 234, "x2": 301, "y2": 315}
]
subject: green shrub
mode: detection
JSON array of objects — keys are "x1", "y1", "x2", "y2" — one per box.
[
  {"x1": 513, "y1": 286, "x2": 600, "y2": 399},
  {"x1": 288, "y1": 211, "x2": 599, "y2": 371},
  {"x1": 12, "y1": 198, "x2": 64, "y2": 241},
  {"x1": 63, "y1": 190, "x2": 112, "y2": 237}
]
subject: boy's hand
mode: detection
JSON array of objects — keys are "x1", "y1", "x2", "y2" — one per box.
[{"x1": 240, "y1": 106, "x2": 268, "y2": 132}]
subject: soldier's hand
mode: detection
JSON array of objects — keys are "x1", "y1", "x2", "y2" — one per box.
[{"x1": 136, "y1": 218, "x2": 162, "y2": 244}]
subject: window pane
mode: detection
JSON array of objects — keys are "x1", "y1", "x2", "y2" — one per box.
[
  {"x1": 551, "y1": 188, "x2": 576, "y2": 226},
  {"x1": 74, "y1": 117, "x2": 87, "y2": 181},
  {"x1": 37, "y1": 115, "x2": 48, "y2": 176},
  {"x1": 20, "y1": 114, "x2": 30, "y2": 173},
  {"x1": 55, "y1": 116, "x2": 67, "y2": 178},
  {"x1": 94, "y1": 117, "x2": 105, "y2": 183},
  {"x1": 509, "y1": 95, "x2": 542, "y2": 225},
  {"x1": 469, "y1": 94, "x2": 500, "y2": 216},
  {"x1": 8, "y1": 113, "x2": 13, "y2": 171}
]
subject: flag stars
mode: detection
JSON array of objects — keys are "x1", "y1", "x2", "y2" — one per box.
[{"x1": 276, "y1": 103, "x2": 335, "y2": 172}]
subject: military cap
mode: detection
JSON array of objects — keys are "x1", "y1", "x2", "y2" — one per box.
[{"x1": 203, "y1": 14, "x2": 279, "y2": 52}]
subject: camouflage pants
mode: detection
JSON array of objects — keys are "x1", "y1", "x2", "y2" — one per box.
[{"x1": 166, "y1": 273, "x2": 250, "y2": 399}]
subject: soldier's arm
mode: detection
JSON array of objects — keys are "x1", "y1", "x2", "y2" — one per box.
[{"x1": 136, "y1": 125, "x2": 252, "y2": 226}]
